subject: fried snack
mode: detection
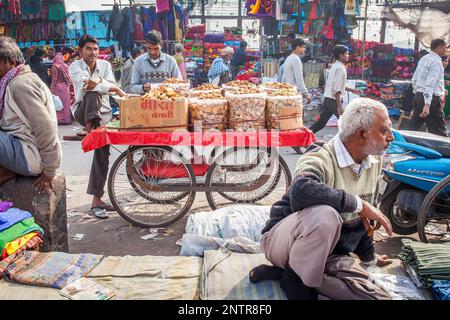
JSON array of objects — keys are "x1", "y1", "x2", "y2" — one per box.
[
  {"x1": 223, "y1": 80, "x2": 257, "y2": 89},
  {"x1": 142, "y1": 85, "x2": 180, "y2": 101},
  {"x1": 262, "y1": 82, "x2": 296, "y2": 90},
  {"x1": 227, "y1": 87, "x2": 263, "y2": 95},
  {"x1": 163, "y1": 78, "x2": 188, "y2": 84},
  {"x1": 189, "y1": 90, "x2": 225, "y2": 99},
  {"x1": 267, "y1": 88, "x2": 298, "y2": 96},
  {"x1": 192, "y1": 83, "x2": 220, "y2": 91}
]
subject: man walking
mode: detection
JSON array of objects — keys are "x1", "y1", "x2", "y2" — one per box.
[
  {"x1": 408, "y1": 38, "x2": 448, "y2": 137},
  {"x1": 309, "y1": 45, "x2": 361, "y2": 134},
  {"x1": 69, "y1": 35, "x2": 125, "y2": 219},
  {"x1": 281, "y1": 38, "x2": 311, "y2": 103}
]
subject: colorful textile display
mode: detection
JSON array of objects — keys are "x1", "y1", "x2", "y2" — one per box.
[
  {"x1": 1, "y1": 232, "x2": 38, "y2": 259},
  {"x1": 0, "y1": 217, "x2": 43, "y2": 252},
  {"x1": 0, "y1": 235, "x2": 42, "y2": 274},
  {"x1": 432, "y1": 280, "x2": 450, "y2": 300},
  {"x1": 0, "y1": 201, "x2": 13, "y2": 212},
  {"x1": 0, "y1": 207, "x2": 32, "y2": 233},
  {"x1": 4, "y1": 251, "x2": 103, "y2": 289}
]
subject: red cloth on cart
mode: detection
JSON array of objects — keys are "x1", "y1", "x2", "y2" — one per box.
[{"x1": 81, "y1": 128, "x2": 316, "y2": 153}]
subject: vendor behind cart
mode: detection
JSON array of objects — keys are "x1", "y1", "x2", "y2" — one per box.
[{"x1": 130, "y1": 32, "x2": 182, "y2": 94}]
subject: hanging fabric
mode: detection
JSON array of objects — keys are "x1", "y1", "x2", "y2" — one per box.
[{"x1": 156, "y1": 0, "x2": 170, "y2": 13}]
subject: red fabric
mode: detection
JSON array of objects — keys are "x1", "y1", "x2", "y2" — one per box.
[
  {"x1": 309, "y1": 0, "x2": 318, "y2": 20},
  {"x1": 140, "y1": 160, "x2": 210, "y2": 178},
  {"x1": 8, "y1": 0, "x2": 21, "y2": 15},
  {"x1": 82, "y1": 128, "x2": 316, "y2": 153}
]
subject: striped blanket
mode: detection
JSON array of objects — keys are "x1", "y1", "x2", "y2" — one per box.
[{"x1": 5, "y1": 251, "x2": 102, "y2": 289}]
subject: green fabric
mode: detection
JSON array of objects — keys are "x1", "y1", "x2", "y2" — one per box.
[
  {"x1": 399, "y1": 239, "x2": 450, "y2": 287},
  {"x1": 0, "y1": 218, "x2": 44, "y2": 251},
  {"x1": 48, "y1": 3, "x2": 65, "y2": 21},
  {"x1": 444, "y1": 75, "x2": 450, "y2": 117}
]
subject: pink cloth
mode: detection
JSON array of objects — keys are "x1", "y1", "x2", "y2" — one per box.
[
  {"x1": 0, "y1": 64, "x2": 23, "y2": 120},
  {"x1": 156, "y1": 0, "x2": 170, "y2": 13},
  {"x1": 50, "y1": 54, "x2": 72, "y2": 125}
]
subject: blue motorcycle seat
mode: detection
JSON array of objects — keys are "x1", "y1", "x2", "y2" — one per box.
[{"x1": 398, "y1": 130, "x2": 450, "y2": 158}]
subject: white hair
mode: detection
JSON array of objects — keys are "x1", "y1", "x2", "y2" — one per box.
[{"x1": 339, "y1": 98, "x2": 387, "y2": 142}]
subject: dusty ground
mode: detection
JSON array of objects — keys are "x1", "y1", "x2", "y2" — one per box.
[{"x1": 60, "y1": 119, "x2": 450, "y2": 257}]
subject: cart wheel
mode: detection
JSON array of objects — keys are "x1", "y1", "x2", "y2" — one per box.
[
  {"x1": 417, "y1": 175, "x2": 450, "y2": 243},
  {"x1": 205, "y1": 147, "x2": 292, "y2": 210},
  {"x1": 108, "y1": 146, "x2": 196, "y2": 228},
  {"x1": 292, "y1": 146, "x2": 305, "y2": 154}
]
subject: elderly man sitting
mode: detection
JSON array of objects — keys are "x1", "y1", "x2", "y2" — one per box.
[
  {"x1": 0, "y1": 36, "x2": 61, "y2": 193},
  {"x1": 250, "y1": 98, "x2": 395, "y2": 300}
]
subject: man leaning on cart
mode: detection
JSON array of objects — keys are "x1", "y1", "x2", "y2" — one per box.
[{"x1": 69, "y1": 35, "x2": 126, "y2": 219}]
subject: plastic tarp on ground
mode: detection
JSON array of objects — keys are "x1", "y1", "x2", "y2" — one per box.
[
  {"x1": 0, "y1": 254, "x2": 202, "y2": 300},
  {"x1": 200, "y1": 249, "x2": 287, "y2": 300},
  {"x1": 180, "y1": 205, "x2": 270, "y2": 257}
]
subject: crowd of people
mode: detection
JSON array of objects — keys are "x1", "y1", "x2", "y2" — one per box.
[{"x1": 0, "y1": 31, "x2": 448, "y2": 300}]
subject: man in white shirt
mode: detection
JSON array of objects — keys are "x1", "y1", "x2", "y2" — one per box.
[
  {"x1": 409, "y1": 38, "x2": 448, "y2": 137},
  {"x1": 309, "y1": 45, "x2": 361, "y2": 134},
  {"x1": 69, "y1": 35, "x2": 125, "y2": 219},
  {"x1": 281, "y1": 38, "x2": 312, "y2": 103}
]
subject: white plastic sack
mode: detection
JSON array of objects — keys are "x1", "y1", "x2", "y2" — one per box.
[
  {"x1": 179, "y1": 234, "x2": 262, "y2": 256},
  {"x1": 369, "y1": 272, "x2": 426, "y2": 300},
  {"x1": 52, "y1": 95, "x2": 63, "y2": 111},
  {"x1": 185, "y1": 205, "x2": 271, "y2": 242}
]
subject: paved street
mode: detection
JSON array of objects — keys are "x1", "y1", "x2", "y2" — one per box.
[{"x1": 60, "y1": 119, "x2": 450, "y2": 257}]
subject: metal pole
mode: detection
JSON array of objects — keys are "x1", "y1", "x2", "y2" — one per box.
[{"x1": 361, "y1": 0, "x2": 369, "y2": 81}]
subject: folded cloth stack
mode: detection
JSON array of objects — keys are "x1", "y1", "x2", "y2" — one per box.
[
  {"x1": 0, "y1": 201, "x2": 44, "y2": 263},
  {"x1": 399, "y1": 239, "x2": 450, "y2": 288}
]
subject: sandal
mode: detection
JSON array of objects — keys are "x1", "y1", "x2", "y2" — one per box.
[
  {"x1": 90, "y1": 207, "x2": 109, "y2": 219},
  {"x1": 98, "y1": 204, "x2": 116, "y2": 212}
]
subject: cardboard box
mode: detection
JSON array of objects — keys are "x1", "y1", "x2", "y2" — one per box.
[
  {"x1": 119, "y1": 96, "x2": 188, "y2": 131},
  {"x1": 278, "y1": 106, "x2": 304, "y2": 131}
]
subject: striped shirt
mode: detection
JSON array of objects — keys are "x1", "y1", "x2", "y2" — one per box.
[{"x1": 411, "y1": 51, "x2": 445, "y2": 105}]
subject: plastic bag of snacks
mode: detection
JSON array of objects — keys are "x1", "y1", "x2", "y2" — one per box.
[
  {"x1": 266, "y1": 89, "x2": 303, "y2": 130},
  {"x1": 225, "y1": 88, "x2": 267, "y2": 131},
  {"x1": 189, "y1": 96, "x2": 229, "y2": 131},
  {"x1": 222, "y1": 80, "x2": 257, "y2": 92}
]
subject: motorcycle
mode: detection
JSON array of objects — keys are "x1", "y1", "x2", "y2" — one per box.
[{"x1": 377, "y1": 130, "x2": 450, "y2": 237}]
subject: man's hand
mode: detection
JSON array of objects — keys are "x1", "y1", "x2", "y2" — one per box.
[
  {"x1": 112, "y1": 87, "x2": 127, "y2": 97},
  {"x1": 349, "y1": 88, "x2": 363, "y2": 95},
  {"x1": 419, "y1": 104, "x2": 430, "y2": 118},
  {"x1": 337, "y1": 104, "x2": 344, "y2": 115},
  {"x1": 33, "y1": 174, "x2": 55, "y2": 194},
  {"x1": 83, "y1": 78, "x2": 101, "y2": 91},
  {"x1": 359, "y1": 200, "x2": 393, "y2": 236},
  {"x1": 306, "y1": 95, "x2": 312, "y2": 104},
  {"x1": 143, "y1": 83, "x2": 151, "y2": 92}
]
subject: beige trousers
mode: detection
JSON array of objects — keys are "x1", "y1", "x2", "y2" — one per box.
[{"x1": 261, "y1": 205, "x2": 391, "y2": 300}]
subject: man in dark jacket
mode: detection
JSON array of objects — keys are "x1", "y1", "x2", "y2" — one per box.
[
  {"x1": 29, "y1": 47, "x2": 50, "y2": 87},
  {"x1": 230, "y1": 40, "x2": 247, "y2": 79}
]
